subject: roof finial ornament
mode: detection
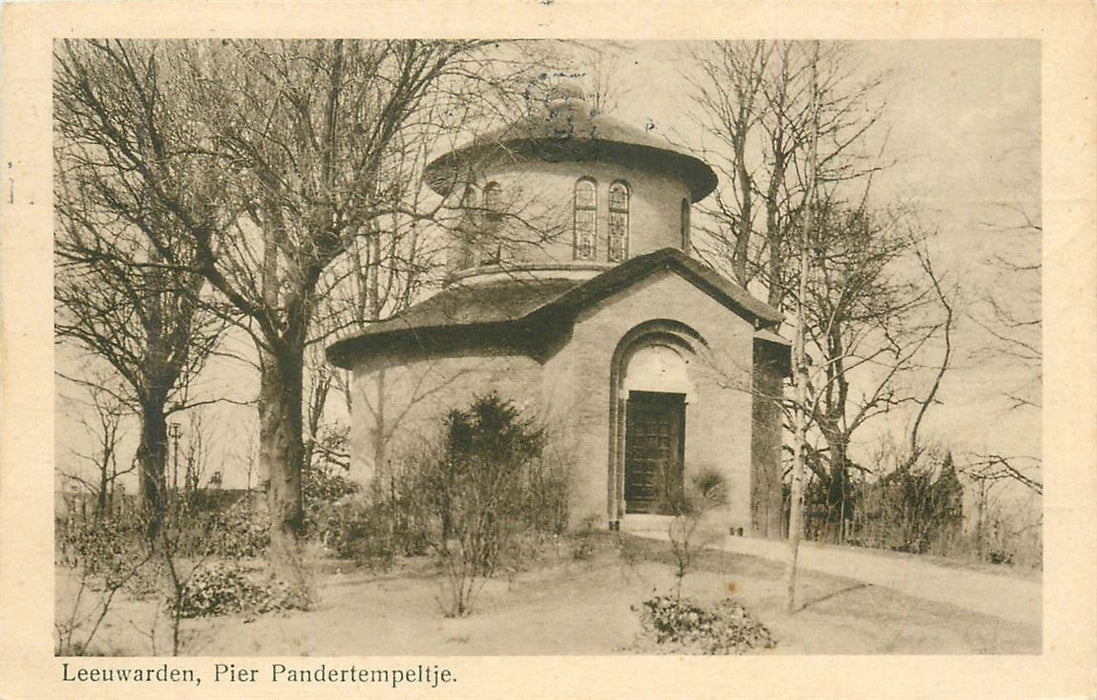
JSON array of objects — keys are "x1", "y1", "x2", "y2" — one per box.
[{"x1": 537, "y1": 79, "x2": 594, "y2": 141}]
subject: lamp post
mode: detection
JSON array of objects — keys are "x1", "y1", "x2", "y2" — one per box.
[{"x1": 168, "y1": 422, "x2": 181, "y2": 510}]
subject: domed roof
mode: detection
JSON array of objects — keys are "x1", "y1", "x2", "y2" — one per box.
[{"x1": 424, "y1": 97, "x2": 717, "y2": 202}]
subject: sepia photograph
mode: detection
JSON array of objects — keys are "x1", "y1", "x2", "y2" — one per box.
[{"x1": 48, "y1": 36, "x2": 1046, "y2": 658}]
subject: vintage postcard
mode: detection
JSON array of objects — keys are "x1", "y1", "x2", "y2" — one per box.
[{"x1": 2, "y1": 2, "x2": 1095, "y2": 698}]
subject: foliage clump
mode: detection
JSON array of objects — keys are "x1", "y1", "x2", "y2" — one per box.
[
  {"x1": 309, "y1": 494, "x2": 431, "y2": 570},
  {"x1": 636, "y1": 594, "x2": 776, "y2": 655},
  {"x1": 304, "y1": 462, "x2": 359, "y2": 507},
  {"x1": 56, "y1": 511, "x2": 157, "y2": 594},
  {"x1": 422, "y1": 394, "x2": 569, "y2": 616},
  {"x1": 849, "y1": 449, "x2": 964, "y2": 555},
  {"x1": 172, "y1": 563, "x2": 309, "y2": 618},
  {"x1": 198, "y1": 500, "x2": 271, "y2": 560},
  {"x1": 305, "y1": 456, "x2": 433, "y2": 568}
]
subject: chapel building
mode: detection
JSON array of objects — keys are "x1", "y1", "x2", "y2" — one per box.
[{"x1": 327, "y1": 93, "x2": 789, "y2": 536}]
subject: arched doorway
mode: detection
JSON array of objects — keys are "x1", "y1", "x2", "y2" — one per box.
[{"x1": 608, "y1": 321, "x2": 706, "y2": 525}]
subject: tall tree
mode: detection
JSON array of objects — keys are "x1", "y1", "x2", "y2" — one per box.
[
  {"x1": 784, "y1": 40, "x2": 821, "y2": 613},
  {"x1": 53, "y1": 39, "x2": 524, "y2": 577},
  {"x1": 689, "y1": 40, "x2": 886, "y2": 305},
  {"x1": 690, "y1": 41, "x2": 955, "y2": 546},
  {"x1": 53, "y1": 135, "x2": 224, "y2": 539}
]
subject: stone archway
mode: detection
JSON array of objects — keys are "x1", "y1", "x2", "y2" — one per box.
[{"x1": 607, "y1": 320, "x2": 707, "y2": 525}]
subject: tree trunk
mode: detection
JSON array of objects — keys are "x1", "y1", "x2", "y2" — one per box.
[
  {"x1": 258, "y1": 342, "x2": 307, "y2": 585},
  {"x1": 135, "y1": 402, "x2": 168, "y2": 542},
  {"x1": 818, "y1": 428, "x2": 851, "y2": 544},
  {"x1": 784, "y1": 40, "x2": 820, "y2": 615},
  {"x1": 96, "y1": 467, "x2": 109, "y2": 518}
]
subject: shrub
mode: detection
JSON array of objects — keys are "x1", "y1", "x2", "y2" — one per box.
[
  {"x1": 172, "y1": 563, "x2": 309, "y2": 618},
  {"x1": 201, "y1": 500, "x2": 270, "y2": 559},
  {"x1": 300, "y1": 395, "x2": 570, "y2": 609},
  {"x1": 303, "y1": 450, "x2": 436, "y2": 569},
  {"x1": 667, "y1": 468, "x2": 729, "y2": 600},
  {"x1": 636, "y1": 594, "x2": 776, "y2": 654},
  {"x1": 849, "y1": 448, "x2": 964, "y2": 554},
  {"x1": 416, "y1": 394, "x2": 569, "y2": 616},
  {"x1": 56, "y1": 511, "x2": 158, "y2": 595},
  {"x1": 309, "y1": 495, "x2": 431, "y2": 569}
]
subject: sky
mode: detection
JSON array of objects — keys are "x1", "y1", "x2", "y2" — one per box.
[
  {"x1": 55, "y1": 39, "x2": 1042, "y2": 492},
  {"x1": 598, "y1": 40, "x2": 1041, "y2": 463}
]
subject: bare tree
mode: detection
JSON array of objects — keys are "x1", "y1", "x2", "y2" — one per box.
[
  {"x1": 58, "y1": 375, "x2": 136, "y2": 518},
  {"x1": 688, "y1": 40, "x2": 887, "y2": 303},
  {"x1": 688, "y1": 42, "x2": 960, "y2": 611},
  {"x1": 301, "y1": 119, "x2": 456, "y2": 478},
  {"x1": 53, "y1": 39, "x2": 535, "y2": 579},
  {"x1": 794, "y1": 209, "x2": 954, "y2": 541},
  {"x1": 53, "y1": 127, "x2": 226, "y2": 539},
  {"x1": 689, "y1": 41, "x2": 956, "y2": 547},
  {"x1": 964, "y1": 146, "x2": 1042, "y2": 521}
]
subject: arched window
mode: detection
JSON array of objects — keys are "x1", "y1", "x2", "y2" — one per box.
[
  {"x1": 680, "y1": 199, "x2": 691, "y2": 251},
  {"x1": 608, "y1": 181, "x2": 629, "y2": 262},
  {"x1": 574, "y1": 178, "x2": 597, "y2": 260},
  {"x1": 483, "y1": 181, "x2": 502, "y2": 217},
  {"x1": 479, "y1": 182, "x2": 503, "y2": 265}
]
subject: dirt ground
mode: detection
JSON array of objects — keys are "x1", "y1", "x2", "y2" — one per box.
[{"x1": 57, "y1": 534, "x2": 1039, "y2": 656}]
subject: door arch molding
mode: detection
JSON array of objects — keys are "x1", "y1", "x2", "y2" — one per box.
[{"x1": 607, "y1": 319, "x2": 707, "y2": 524}]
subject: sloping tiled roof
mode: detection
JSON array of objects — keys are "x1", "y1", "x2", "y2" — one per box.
[
  {"x1": 528, "y1": 247, "x2": 783, "y2": 327},
  {"x1": 354, "y1": 277, "x2": 580, "y2": 335},
  {"x1": 325, "y1": 277, "x2": 580, "y2": 367},
  {"x1": 326, "y1": 248, "x2": 785, "y2": 368},
  {"x1": 754, "y1": 327, "x2": 792, "y2": 347}
]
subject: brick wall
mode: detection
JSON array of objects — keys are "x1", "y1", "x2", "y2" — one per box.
[
  {"x1": 543, "y1": 269, "x2": 756, "y2": 531},
  {"x1": 347, "y1": 268, "x2": 776, "y2": 535},
  {"x1": 347, "y1": 351, "x2": 544, "y2": 484},
  {"x1": 450, "y1": 160, "x2": 693, "y2": 271}
]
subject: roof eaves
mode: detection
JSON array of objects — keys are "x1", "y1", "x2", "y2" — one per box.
[
  {"x1": 326, "y1": 319, "x2": 535, "y2": 369},
  {"x1": 526, "y1": 248, "x2": 783, "y2": 327},
  {"x1": 754, "y1": 328, "x2": 792, "y2": 346}
]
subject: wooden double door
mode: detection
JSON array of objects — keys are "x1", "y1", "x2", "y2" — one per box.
[{"x1": 624, "y1": 391, "x2": 686, "y2": 515}]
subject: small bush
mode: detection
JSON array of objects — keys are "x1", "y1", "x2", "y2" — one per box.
[
  {"x1": 636, "y1": 594, "x2": 776, "y2": 654},
  {"x1": 309, "y1": 496, "x2": 430, "y2": 569},
  {"x1": 667, "y1": 468, "x2": 729, "y2": 599},
  {"x1": 172, "y1": 563, "x2": 309, "y2": 618},
  {"x1": 201, "y1": 501, "x2": 270, "y2": 559},
  {"x1": 419, "y1": 394, "x2": 570, "y2": 616},
  {"x1": 689, "y1": 467, "x2": 729, "y2": 509},
  {"x1": 56, "y1": 512, "x2": 158, "y2": 595}
]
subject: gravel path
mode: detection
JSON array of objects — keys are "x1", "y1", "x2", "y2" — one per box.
[{"x1": 635, "y1": 530, "x2": 1041, "y2": 626}]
